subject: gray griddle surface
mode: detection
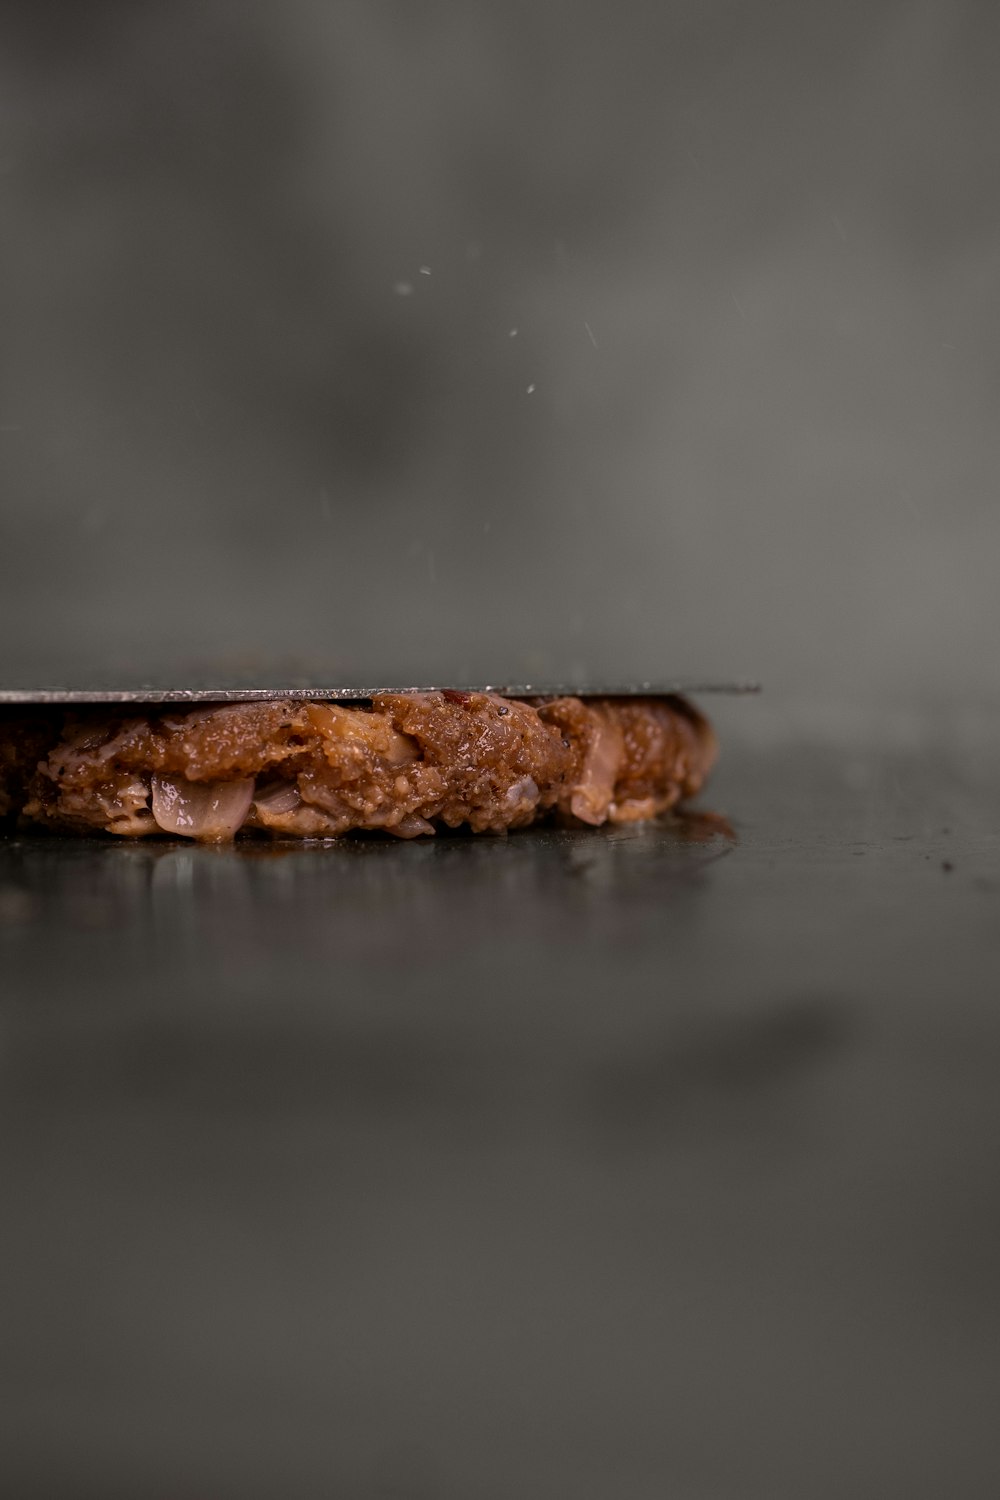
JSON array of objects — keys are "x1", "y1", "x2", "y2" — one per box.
[{"x1": 1, "y1": 733, "x2": 999, "y2": 1498}]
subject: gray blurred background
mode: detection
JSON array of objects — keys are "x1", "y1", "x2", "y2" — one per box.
[
  {"x1": 4, "y1": 11, "x2": 1000, "y2": 1497},
  {"x1": 1, "y1": 0, "x2": 998, "y2": 708}
]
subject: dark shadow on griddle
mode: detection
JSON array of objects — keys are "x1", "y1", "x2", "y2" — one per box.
[{"x1": 579, "y1": 998, "x2": 856, "y2": 1141}]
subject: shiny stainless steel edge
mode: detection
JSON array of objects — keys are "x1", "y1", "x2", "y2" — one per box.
[{"x1": 0, "y1": 681, "x2": 760, "y2": 705}]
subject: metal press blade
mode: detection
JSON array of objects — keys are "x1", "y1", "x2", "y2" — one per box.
[{"x1": 0, "y1": 680, "x2": 760, "y2": 706}]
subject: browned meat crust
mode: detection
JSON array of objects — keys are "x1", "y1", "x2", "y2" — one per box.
[{"x1": 0, "y1": 692, "x2": 716, "y2": 841}]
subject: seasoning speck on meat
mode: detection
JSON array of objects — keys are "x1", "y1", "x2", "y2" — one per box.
[{"x1": 0, "y1": 692, "x2": 716, "y2": 842}]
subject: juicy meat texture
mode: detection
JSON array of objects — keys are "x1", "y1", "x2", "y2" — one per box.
[{"x1": 0, "y1": 692, "x2": 716, "y2": 841}]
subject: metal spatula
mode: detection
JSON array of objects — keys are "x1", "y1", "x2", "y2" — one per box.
[{"x1": 0, "y1": 679, "x2": 760, "y2": 706}]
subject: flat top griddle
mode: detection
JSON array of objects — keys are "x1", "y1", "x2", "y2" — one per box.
[{"x1": 1, "y1": 730, "x2": 998, "y2": 1497}]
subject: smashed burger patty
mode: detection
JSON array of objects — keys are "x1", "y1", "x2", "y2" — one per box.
[{"x1": 0, "y1": 692, "x2": 715, "y2": 841}]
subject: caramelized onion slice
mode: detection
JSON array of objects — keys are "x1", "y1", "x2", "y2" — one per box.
[
  {"x1": 151, "y1": 774, "x2": 255, "y2": 841},
  {"x1": 253, "y1": 779, "x2": 302, "y2": 815},
  {"x1": 569, "y1": 709, "x2": 623, "y2": 825},
  {"x1": 505, "y1": 776, "x2": 539, "y2": 809}
]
